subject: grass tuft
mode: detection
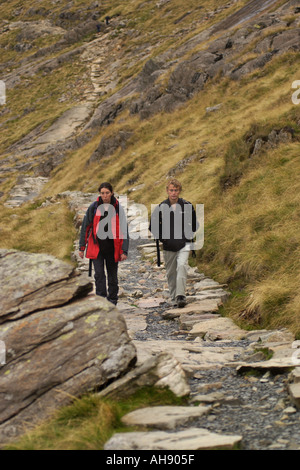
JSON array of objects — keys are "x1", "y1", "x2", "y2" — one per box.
[{"x1": 5, "y1": 387, "x2": 187, "y2": 450}]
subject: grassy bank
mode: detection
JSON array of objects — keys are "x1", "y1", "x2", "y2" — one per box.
[
  {"x1": 0, "y1": 200, "x2": 77, "y2": 262},
  {"x1": 5, "y1": 387, "x2": 186, "y2": 450}
]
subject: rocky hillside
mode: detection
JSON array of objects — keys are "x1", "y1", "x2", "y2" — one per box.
[{"x1": 0, "y1": 0, "x2": 300, "y2": 334}]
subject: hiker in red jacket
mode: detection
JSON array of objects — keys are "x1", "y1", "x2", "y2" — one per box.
[{"x1": 79, "y1": 182, "x2": 128, "y2": 305}]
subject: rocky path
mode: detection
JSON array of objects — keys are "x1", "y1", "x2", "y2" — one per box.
[{"x1": 68, "y1": 193, "x2": 300, "y2": 451}]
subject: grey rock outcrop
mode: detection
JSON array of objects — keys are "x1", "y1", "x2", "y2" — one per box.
[
  {"x1": 98, "y1": 352, "x2": 190, "y2": 399},
  {"x1": 129, "y1": 17, "x2": 300, "y2": 120},
  {"x1": 88, "y1": 129, "x2": 134, "y2": 164},
  {"x1": 0, "y1": 249, "x2": 137, "y2": 446},
  {"x1": 4, "y1": 176, "x2": 49, "y2": 208},
  {"x1": 0, "y1": 249, "x2": 92, "y2": 321}
]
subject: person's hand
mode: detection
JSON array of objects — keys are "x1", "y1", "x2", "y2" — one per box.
[
  {"x1": 120, "y1": 254, "x2": 127, "y2": 261},
  {"x1": 79, "y1": 251, "x2": 84, "y2": 259}
]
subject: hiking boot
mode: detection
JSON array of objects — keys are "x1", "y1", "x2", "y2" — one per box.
[{"x1": 176, "y1": 295, "x2": 186, "y2": 308}]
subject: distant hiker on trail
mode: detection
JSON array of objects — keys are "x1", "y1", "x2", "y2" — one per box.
[
  {"x1": 149, "y1": 178, "x2": 199, "y2": 308},
  {"x1": 79, "y1": 182, "x2": 128, "y2": 306}
]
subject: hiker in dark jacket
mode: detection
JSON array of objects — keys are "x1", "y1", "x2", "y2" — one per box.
[
  {"x1": 149, "y1": 178, "x2": 198, "y2": 308},
  {"x1": 79, "y1": 182, "x2": 128, "y2": 305}
]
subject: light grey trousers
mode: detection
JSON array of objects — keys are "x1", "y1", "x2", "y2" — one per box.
[{"x1": 163, "y1": 245, "x2": 190, "y2": 301}]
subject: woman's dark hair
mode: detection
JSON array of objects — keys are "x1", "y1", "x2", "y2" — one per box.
[{"x1": 98, "y1": 182, "x2": 113, "y2": 193}]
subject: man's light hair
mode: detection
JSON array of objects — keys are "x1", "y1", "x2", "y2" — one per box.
[{"x1": 166, "y1": 178, "x2": 182, "y2": 191}]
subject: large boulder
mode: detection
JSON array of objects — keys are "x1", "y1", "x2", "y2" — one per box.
[
  {"x1": 98, "y1": 352, "x2": 190, "y2": 399},
  {"x1": 0, "y1": 249, "x2": 91, "y2": 321},
  {"x1": 0, "y1": 249, "x2": 136, "y2": 446}
]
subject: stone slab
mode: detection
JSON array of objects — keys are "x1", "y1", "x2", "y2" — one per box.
[
  {"x1": 133, "y1": 339, "x2": 243, "y2": 372},
  {"x1": 163, "y1": 300, "x2": 220, "y2": 318},
  {"x1": 288, "y1": 383, "x2": 300, "y2": 409},
  {"x1": 188, "y1": 317, "x2": 246, "y2": 340},
  {"x1": 98, "y1": 352, "x2": 190, "y2": 399},
  {"x1": 136, "y1": 298, "x2": 165, "y2": 308},
  {"x1": 236, "y1": 360, "x2": 298, "y2": 374},
  {"x1": 179, "y1": 313, "x2": 221, "y2": 330},
  {"x1": 121, "y1": 405, "x2": 211, "y2": 430},
  {"x1": 0, "y1": 249, "x2": 92, "y2": 321},
  {"x1": 291, "y1": 368, "x2": 300, "y2": 384},
  {"x1": 104, "y1": 427, "x2": 242, "y2": 450}
]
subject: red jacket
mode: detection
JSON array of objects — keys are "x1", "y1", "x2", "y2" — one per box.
[{"x1": 80, "y1": 196, "x2": 127, "y2": 263}]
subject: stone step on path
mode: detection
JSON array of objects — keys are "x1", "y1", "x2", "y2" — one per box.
[
  {"x1": 111, "y1": 201, "x2": 300, "y2": 450},
  {"x1": 4, "y1": 176, "x2": 49, "y2": 208},
  {"x1": 67, "y1": 193, "x2": 300, "y2": 450},
  {"x1": 104, "y1": 427, "x2": 243, "y2": 451},
  {"x1": 80, "y1": 33, "x2": 121, "y2": 101},
  {"x1": 114, "y1": 258, "x2": 299, "y2": 449}
]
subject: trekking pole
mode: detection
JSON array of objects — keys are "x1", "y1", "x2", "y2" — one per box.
[{"x1": 156, "y1": 239, "x2": 161, "y2": 267}]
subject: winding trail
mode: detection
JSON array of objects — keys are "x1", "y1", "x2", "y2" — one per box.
[{"x1": 69, "y1": 193, "x2": 300, "y2": 450}]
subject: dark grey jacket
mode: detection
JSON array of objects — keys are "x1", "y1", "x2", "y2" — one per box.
[{"x1": 149, "y1": 198, "x2": 198, "y2": 252}]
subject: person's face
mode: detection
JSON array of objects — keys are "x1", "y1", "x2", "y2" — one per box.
[
  {"x1": 100, "y1": 187, "x2": 113, "y2": 204},
  {"x1": 167, "y1": 184, "x2": 180, "y2": 204}
]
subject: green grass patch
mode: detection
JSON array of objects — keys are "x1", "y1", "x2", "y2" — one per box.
[
  {"x1": 5, "y1": 387, "x2": 188, "y2": 450},
  {"x1": 0, "y1": 60, "x2": 90, "y2": 153},
  {"x1": 0, "y1": 199, "x2": 77, "y2": 262}
]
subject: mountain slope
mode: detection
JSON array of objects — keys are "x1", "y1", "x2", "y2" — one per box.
[{"x1": 0, "y1": 0, "x2": 299, "y2": 334}]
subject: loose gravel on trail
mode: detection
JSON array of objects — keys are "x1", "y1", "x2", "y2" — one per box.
[{"x1": 121, "y1": 237, "x2": 300, "y2": 451}]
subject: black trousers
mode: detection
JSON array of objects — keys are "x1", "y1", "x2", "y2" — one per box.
[{"x1": 92, "y1": 250, "x2": 118, "y2": 305}]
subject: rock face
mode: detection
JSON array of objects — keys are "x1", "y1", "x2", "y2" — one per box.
[
  {"x1": 114, "y1": 1, "x2": 300, "y2": 122},
  {"x1": 0, "y1": 249, "x2": 137, "y2": 446},
  {"x1": 88, "y1": 129, "x2": 134, "y2": 165},
  {"x1": 98, "y1": 352, "x2": 190, "y2": 399},
  {"x1": 4, "y1": 176, "x2": 49, "y2": 208},
  {"x1": 0, "y1": 249, "x2": 92, "y2": 321}
]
